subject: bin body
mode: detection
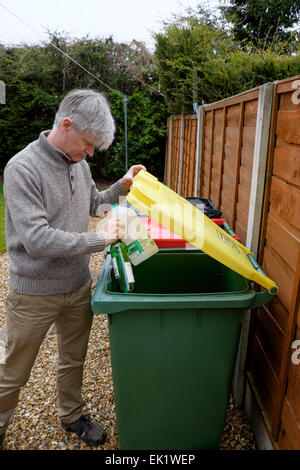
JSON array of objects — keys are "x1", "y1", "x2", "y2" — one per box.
[{"x1": 91, "y1": 250, "x2": 254, "y2": 450}]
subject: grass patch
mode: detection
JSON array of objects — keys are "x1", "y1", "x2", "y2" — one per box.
[{"x1": 0, "y1": 182, "x2": 6, "y2": 253}]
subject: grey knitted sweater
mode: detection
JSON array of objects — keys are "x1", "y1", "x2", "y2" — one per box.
[{"x1": 3, "y1": 130, "x2": 127, "y2": 295}]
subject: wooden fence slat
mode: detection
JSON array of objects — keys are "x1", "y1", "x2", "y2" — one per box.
[
  {"x1": 194, "y1": 106, "x2": 204, "y2": 197},
  {"x1": 205, "y1": 110, "x2": 214, "y2": 200},
  {"x1": 270, "y1": 177, "x2": 300, "y2": 231},
  {"x1": 266, "y1": 213, "x2": 300, "y2": 273},
  {"x1": 279, "y1": 398, "x2": 300, "y2": 449},
  {"x1": 205, "y1": 88, "x2": 259, "y2": 110},
  {"x1": 273, "y1": 146, "x2": 300, "y2": 186},
  {"x1": 177, "y1": 115, "x2": 184, "y2": 195},
  {"x1": 232, "y1": 101, "x2": 245, "y2": 230},
  {"x1": 277, "y1": 110, "x2": 300, "y2": 145},
  {"x1": 217, "y1": 107, "x2": 226, "y2": 209}
]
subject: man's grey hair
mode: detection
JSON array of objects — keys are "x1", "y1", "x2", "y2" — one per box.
[{"x1": 53, "y1": 89, "x2": 115, "y2": 150}]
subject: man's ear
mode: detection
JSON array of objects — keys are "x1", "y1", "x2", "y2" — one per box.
[{"x1": 61, "y1": 117, "x2": 73, "y2": 132}]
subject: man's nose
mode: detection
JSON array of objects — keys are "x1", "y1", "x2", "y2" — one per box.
[{"x1": 86, "y1": 144, "x2": 95, "y2": 157}]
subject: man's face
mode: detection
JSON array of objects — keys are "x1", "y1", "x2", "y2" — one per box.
[{"x1": 63, "y1": 127, "x2": 96, "y2": 163}]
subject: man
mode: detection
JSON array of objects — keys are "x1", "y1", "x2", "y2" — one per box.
[{"x1": 0, "y1": 89, "x2": 145, "y2": 449}]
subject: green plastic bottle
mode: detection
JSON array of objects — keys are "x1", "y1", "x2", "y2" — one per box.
[{"x1": 110, "y1": 241, "x2": 135, "y2": 293}]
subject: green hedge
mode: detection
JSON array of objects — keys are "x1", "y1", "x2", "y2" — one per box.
[
  {"x1": 154, "y1": 9, "x2": 300, "y2": 114},
  {"x1": 0, "y1": 36, "x2": 168, "y2": 180},
  {"x1": 1, "y1": 24, "x2": 299, "y2": 180}
]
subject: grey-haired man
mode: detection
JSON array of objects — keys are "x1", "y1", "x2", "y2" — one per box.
[{"x1": 0, "y1": 89, "x2": 145, "y2": 449}]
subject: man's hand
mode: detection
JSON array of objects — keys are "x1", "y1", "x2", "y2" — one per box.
[
  {"x1": 101, "y1": 217, "x2": 126, "y2": 246},
  {"x1": 120, "y1": 165, "x2": 146, "y2": 192}
]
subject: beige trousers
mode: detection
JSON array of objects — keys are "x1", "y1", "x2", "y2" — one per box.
[{"x1": 0, "y1": 279, "x2": 93, "y2": 434}]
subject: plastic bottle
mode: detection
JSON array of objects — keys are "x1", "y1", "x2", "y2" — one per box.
[
  {"x1": 97, "y1": 202, "x2": 159, "y2": 266},
  {"x1": 110, "y1": 240, "x2": 135, "y2": 293}
]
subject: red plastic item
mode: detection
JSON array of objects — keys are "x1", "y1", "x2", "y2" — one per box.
[
  {"x1": 140, "y1": 217, "x2": 241, "y2": 248},
  {"x1": 140, "y1": 217, "x2": 187, "y2": 248}
]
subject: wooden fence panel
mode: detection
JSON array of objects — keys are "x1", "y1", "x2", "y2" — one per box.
[
  {"x1": 199, "y1": 91, "x2": 259, "y2": 244},
  {"x1": 181, "y1": 116, "x2": 197, "y2": 197},
  {"x1": 247, "y1": 76, "x2": 300, "y2": 445},
  {"x1": 166, "y1": 92, "x2": 260, "y2": 245},
  {"x1": 222, "y1": 103, "x2": 243, "y2": 228},
  {"x1": 201, "y1": 110, "x2": 214, "y2": 199},
  {"x1": 234, "y1": 100, "x2": 258, "y2": 244},
  {"x1": 166, "y1": 115, "x2": 198, "y2": 196}
]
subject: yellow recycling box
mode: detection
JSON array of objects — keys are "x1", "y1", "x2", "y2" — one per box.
[{"x1": 126, "y1": 170, "x2": 278, "y2": 295}]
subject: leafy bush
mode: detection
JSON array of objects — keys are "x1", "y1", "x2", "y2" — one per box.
[
  {"x1": 86, "y1": 88, "x2": 167, "y2": 180},
  {"x1": 0, "y1": 34, "x2": 167, "y2": 179},
  {"x1": 1, "y1": 8, "x2": 299, "y2": 180},
  {"x1": 154, "y1": 5, "x2": 300, "y2": 114},
  {"x1": 220, "y1": 0, "x2": 300, "y2": 51}
]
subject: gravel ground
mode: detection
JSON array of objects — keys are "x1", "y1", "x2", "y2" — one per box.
[{"x1": 0, "y1": 217, "x2": 256, "y2": 451}]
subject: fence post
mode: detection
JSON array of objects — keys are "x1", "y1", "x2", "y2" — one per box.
[
  {"x1": 165, "y1": 116, "x2": 173, "y2": 187},
  {"x1": 246, "y1": 82, "x2": 275, "y2": 256},
  {"x1": 177, "y1": 115, "x2": 185, "y2": 195},
  {"x1": 194, "y1": 105, "x2": 204, "y2": 197},
  {"x1": 0, "y1": 81, "x2": 5, "y2": 104},
  {"x1": 232, "y1": 82, "x2": 275, "y2": 408},
  {"x1": 164, "y1": 118, "x2": 169, "y2": 184}
]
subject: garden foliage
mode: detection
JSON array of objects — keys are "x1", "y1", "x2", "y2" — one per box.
[
  {"x1": 154, "y1": 4, "x2": 300, "y2": 114},
  {"x1": 0, "y1": 2, "x2": 299, "y2": 177},
  {"x1": 0, "y1": 35, "x2": 167, "y2": 179}
]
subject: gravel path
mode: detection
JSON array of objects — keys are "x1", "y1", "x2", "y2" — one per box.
[{"x1": 0, "y1": 217, "x2": 256, "y2": 450}]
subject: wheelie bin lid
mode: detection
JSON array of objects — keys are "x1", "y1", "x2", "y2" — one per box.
[{"x1": 126, "y1": 170, "x2": 278, "y2": 296}]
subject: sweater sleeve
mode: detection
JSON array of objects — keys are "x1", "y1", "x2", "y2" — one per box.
[
  {"x1": 4, "y1": 163, "x2": 106, "y2": 259},
  {"x1": 88, "y1": 173, "x2": 128, "y2": 217}
]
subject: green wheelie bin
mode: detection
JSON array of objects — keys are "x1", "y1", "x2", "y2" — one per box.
[
  {"x1": 91, "y1": 248, "x2": 276, "y2": 450},
  {"x1": 91, "y1": 170, "x2": 277, "y2": 450}
]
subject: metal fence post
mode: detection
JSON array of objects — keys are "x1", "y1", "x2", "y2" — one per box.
[
  {"x1": 123, "y1": 94, "x2": 128, "y2": 172},
  {"x1": 0, "y1": 81, "x2": 5, "y2": 104}
]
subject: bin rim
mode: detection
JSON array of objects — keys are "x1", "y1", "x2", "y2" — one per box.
[
  {"x1": 126, "y1": 170, "x2": 278, "y2": 297},
  {"x1": 91, "y1": 254, "x2": 274, "y2": 315}
]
